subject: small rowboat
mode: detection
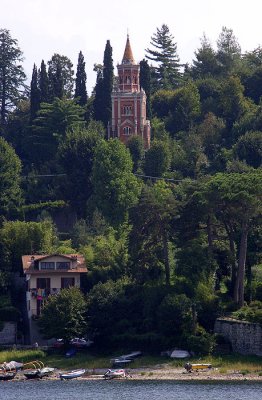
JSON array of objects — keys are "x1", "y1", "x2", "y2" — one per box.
[
  {"x1": 60, "y1": 369, "x2": 86, "y2": 380},
  {"x1": 184, "y1": 362, "x2": 212, "y2": 372},
  {"x1": 103, "y1": 369, "x2": 130, "y2": 380},
  {"x1": 0, "y1": 372, "x2": 16, "y2": 381}
]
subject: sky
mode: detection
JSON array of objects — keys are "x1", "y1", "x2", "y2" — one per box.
[{"x1": 1, "y1": 0, "x2": 262, "y2": 93}]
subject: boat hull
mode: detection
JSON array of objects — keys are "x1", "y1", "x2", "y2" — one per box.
[
  {"x1": 60, "y1": 369, "x2": 85, "y2": 380},
  {"x1": 0, "y1": 372, "x2": 16, "y2": 381}
]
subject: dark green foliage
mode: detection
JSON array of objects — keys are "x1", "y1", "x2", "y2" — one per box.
[
  {"x1": 144, "y1": 140, "x2": 171, "y2": 177},
  {"x1": 233, "y1": 131, "x2": 262, "y2": 167},
  {"x1": 216, "y1": 26, "x2": 241, "y2": 76},
  {"x1": 0, "y1": 220, "x2": 56, "y2": 273},
  {"x1": 244, "y1": 67, "x2": 262, "y2": 104},
  {"x1": 39, "y1": 287, "x2": 87, "y2": 341},
  {"x1": 166, "y1": 83, "x2": 201, "y2": 135},
  {"x1": 0, "y1": 306, "x2": 21, "y2": 321},
  {"x1": 93, "y1": 40, "x2": 113, "y2": 127},
  {"x1": 140, "y1": 59, "x2": 152, "y2": 118},
  {"x1": 30, "y1": 64, "x2": 40, "y2": 121},
  {"x1": 31, "y1": 97, "x2": 85, "y2": 167},
  {"x1": 190, "y1": 34, "x2": 220, "y2": 79},
  {"x1": 86, "y1": 280, "x2": 194, "y2": 350},
  {"x1": 157, "y1": 293, "x2": 192, "y2": 337},
  {"x1": 48, "y1": 54, "x2": 74, "y2": 99},
  {"x1": 0, "y1": 29, "x2": 26, "y2": 129},
  {"x1": 145, "y1": 24, "x2": 182, "y2": 91},
  {"x1": 39, "y1": 60, "x2": 49, "y2": 103},
  {"x1": 92, "y1": 139, "x2": 141, "y2": 226},
  {"x1": 232, "y1": 301, "x2": 262, "y2": 324},
  {"x1": 126, "y1": 135, "x2": 144, "y2": 171},
  {"x1": 186, "y1": 329, "x2": 216, "y2": 355},
  {"x1": 58, "y1": 125, "x2": 103, "y2": 217},
  {"x1": 75, "y1": 51, "x2": 88, "y2": 106},
  {"x1": 129, "y1": 182, "x2": 177, "y2": 285},
  {"x1": 0, "y1": 137, "x2": 22, "y2": 217}
]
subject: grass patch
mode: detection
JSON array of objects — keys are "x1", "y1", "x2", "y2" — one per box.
[
  {"x1": 0, "y1": 349, "x2": 45, "y2": 364},
  {"x1": 0, "y1": 349, "x2": 261, "y2": 374}
]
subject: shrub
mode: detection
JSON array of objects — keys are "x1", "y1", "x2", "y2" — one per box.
[
  {"x1": 232, "y1": 301, "x2": 262, "y2": 324},
  {"x1": 186, "y1": 327, "x2": 216, "y2": 355}
]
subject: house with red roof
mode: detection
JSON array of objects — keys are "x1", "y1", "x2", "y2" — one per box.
[{"x1": 22, "y1": 254, "x2": 87, "y2": 319}]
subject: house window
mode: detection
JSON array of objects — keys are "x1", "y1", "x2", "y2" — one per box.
[
  {"x1": 56, "y1": 262, "x2": 70, "y2": 270},
  {"x1": 40, "y1": 262, "x2": 55, "y2": 270},
  {"x1": 123, "y1": 126, "x2": 131, "y2": 135},
  {"x1": 61, "y1": 277, "x2": 75, "y2": 289}
]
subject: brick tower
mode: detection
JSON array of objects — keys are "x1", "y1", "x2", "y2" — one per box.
[{"x1": 108, "y1": 35, "x2": 150, "y2": 148}]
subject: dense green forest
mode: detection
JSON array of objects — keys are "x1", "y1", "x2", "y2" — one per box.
[{"x1": 0, "y1": 25, "x2": 261, "y2": 352}]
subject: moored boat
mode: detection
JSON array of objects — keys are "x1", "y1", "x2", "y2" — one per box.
[
  {"x1": 0, "y1": 372, "x2": 16, "y2": 381},
  {"x1": 24, "y1": 369, "x2": 41, "y2": 379},
  {"x1": 103, "y1": 369, "x2": 130, "y2": 380},
  {"x1": 60, "y1": 369, "x2": 86, "y2": 380},
  {"x1": 184, "y1": 362, "x2": 212, "y2": 372}
]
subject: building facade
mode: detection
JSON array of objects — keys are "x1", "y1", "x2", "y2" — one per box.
[
  {"x1": 22, "y1": 254, "x2": 87, "y2": 318},
  {"x1": 108, "y1": 35, "x2": 151, "y2": 148}
]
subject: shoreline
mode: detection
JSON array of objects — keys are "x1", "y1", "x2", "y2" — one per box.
[{"x1": 8, "y1": 367, "x2": 262, "y2": 382}]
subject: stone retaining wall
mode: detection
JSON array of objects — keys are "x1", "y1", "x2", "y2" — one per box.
[
  {"x1": 0, "y1": 322, "x2": 17, "y2": 344},
  {"x1": 214, "y1": 318, "x2": 262, "y2": 356}
]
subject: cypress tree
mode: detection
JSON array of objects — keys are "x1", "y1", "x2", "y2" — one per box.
[
  {"x1": 102, "y1": 40, "x2": 114, "y2": 127},
  {"x1": 93, "y1": 40, "x2": 114, "y2": 128},
  {"x1": 75, "y1": 51, "x2": 88, "y2": 106},
  {"x1": 140, "y1": 59, "x2": 152, "y2": 118},
  {"x1": 30, "y1": 64, "x2": 40, "y2": 121},
  {"x1": 39, "y1": 60, "x2": 49, "y2": 103}
]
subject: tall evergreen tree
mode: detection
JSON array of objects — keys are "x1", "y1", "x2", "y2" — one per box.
[
  {"x1": 0, "y1": 29, "x2": 26, "y2": 130},
  {"x1": 48, "y1": 54, "x2": 74, "y2": 100},
  {"x1": 75, "y1": 51, "x2": 88, "y2": 106},
  {"x1": 140, "y1": 59, "x2": 152, "y2": 118},
  {"x1": 216, "y1": 26, "x2": 241, "y2": 75},
  {"x1": 39, "y1": 60, "x2": 49, "y2": 103},
  {"x1": 93, "y1": 40, "x2": 114, "y2": 128},
  {"x1": 190, "y1": 34, "x2": 220, "y2": 79},
  {"x1": 30, "y1": 64, "x2": 40, "y2": 121},
  {"x1": 145, "y1": 24, "x2": 182, "y2": 91}
]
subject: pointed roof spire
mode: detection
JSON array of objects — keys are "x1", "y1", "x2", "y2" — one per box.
[{"x1": 122, "y1": 34, "x2": 135, "y2": 65}]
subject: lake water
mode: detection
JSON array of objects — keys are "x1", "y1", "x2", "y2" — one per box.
[{"x1": 1, "y1": 380, "x2": 262, "y2": 400}]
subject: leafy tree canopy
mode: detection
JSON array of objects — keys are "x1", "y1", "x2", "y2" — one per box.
[{"x1": 39, "y1": 287, "x2": 87, "y2": 342}]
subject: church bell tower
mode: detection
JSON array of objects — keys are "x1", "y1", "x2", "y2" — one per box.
[{"x1": 108, "y1": 35, "x2": 150, "y2": 148}]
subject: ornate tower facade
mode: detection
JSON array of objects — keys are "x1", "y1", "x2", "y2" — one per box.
[{"x1": 108, "y1": 35, "x2": 150, "y2": 148}]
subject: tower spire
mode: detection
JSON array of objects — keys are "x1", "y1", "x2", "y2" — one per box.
[{"x1": 122, "y1": 34, "x2": 135, "y2": 65}]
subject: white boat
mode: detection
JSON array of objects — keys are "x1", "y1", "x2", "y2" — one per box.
[
  {"x1": 39, "y1": 367, "x2": 55, "y2": 377},
  {"x1": 1, "y1": 360, "x2": 24, "y2": 371},
  {"x1": 103, "y1": 369, "x2": 130, "y2": 380},
  {"x1": 170, "y1": 349, "x2": 190, "y2": 359},
  {"x1": 60, "y1": 369, "x2": 86, "y2": 380}
]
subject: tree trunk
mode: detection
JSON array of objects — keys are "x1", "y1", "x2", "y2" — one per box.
[
  {"x1": 224, "y1": 221, "x2": 237, "y2": 298},
  {"x1": 234, "y1": 222, "x2": 249, "y2": 307}
]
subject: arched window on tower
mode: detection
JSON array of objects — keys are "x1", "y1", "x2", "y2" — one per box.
[
  {"x1": 133, "y1": 75, "x2": 137, "y2": 84},
  {"x1": 123, "y1": 106, "x2": 132, "y2": 115},
  {"x1": 123, "y1": 126, "x2": 131, "y2": 135},
  {"x1": 125, "y1": 76, "x2": 131, "y2": 84}
]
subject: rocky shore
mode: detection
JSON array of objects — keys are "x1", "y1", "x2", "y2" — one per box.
[{"x1": 9, "y1": 366, "x2": 262, "y2": 382}]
